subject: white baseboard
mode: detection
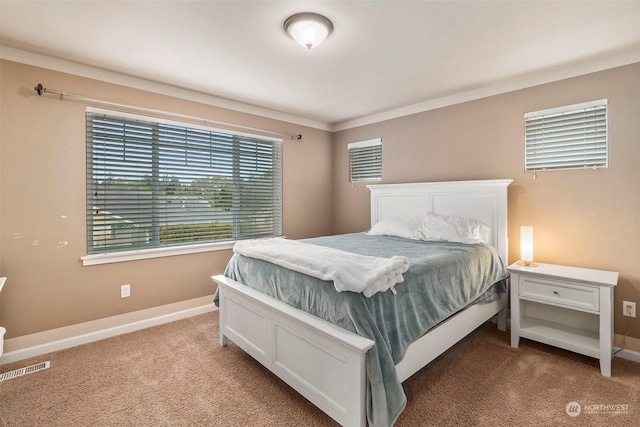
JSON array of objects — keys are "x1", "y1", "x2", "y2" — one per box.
[
  {"x1": 614, "y1": 330, "x2": 640, "y2": 364},
  {"x1": 0, "y1": 295, "x2": 217, "y2": 365},
  {"x1": 3, "y1": 302, "x2": 637, "y2": 366},
  {"x1": 614, "y1": 333, "x2": 640, "y2": 363},
  {"x1": 614, "y1": 347, "x2": 640, "y2": 363}
]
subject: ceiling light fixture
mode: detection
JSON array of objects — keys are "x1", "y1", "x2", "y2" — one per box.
[{"x1": 284, "y1": 13, "x2": 333, "y2": 49}]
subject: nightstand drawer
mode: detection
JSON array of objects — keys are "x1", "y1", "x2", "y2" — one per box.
[{"x1": 519, "y1": 277, "x2": 599, "y2": 312}]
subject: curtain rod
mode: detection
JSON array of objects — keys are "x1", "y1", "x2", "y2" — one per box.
[{"x1": 33, "y1": 83, "x2": 302, "y2": 141}]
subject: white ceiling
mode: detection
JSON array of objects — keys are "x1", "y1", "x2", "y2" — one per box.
[{"x1": 1, "y1": 1, "x2": 639, "y2": 131}]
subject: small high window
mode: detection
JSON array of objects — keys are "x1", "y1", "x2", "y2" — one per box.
[
  {"x1": 524, "y1": 99, "x2": 608, "y2": 173},
  {"x1": 348, "y1": 138, "x2": 382, "y2": 182}
]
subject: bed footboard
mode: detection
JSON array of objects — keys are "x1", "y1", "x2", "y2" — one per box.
[{"x1": 213, "y1": 274, "x2": 375, "y2": 427}]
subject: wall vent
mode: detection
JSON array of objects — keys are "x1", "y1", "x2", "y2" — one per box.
[{"x1": 0, "y1": 361, "x2": 50, "y2": 382}]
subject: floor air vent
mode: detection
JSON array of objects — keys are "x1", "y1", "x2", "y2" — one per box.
[{"x1": 0, "y1": 361, "x2": 50, "y2": 382}]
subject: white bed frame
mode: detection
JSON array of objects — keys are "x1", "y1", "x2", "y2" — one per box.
[{"x1": 212, "y1": 179, "x2": 512, "y2": 426}]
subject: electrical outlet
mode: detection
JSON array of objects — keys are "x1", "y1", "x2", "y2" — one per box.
[
  {"x1": 623, "y1": 301, "x2": 636, "y2": 318},
  {"x1": 121, "y1": 284, "x2": 131, "y2": 298}
]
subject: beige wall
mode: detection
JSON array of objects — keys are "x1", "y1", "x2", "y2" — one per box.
[
  {"x1": 2, "y1": 58, "x2": 639, "y2": 344},
  {"x1": 0, "y1": 60, "x2": 334, "y2": 338},
  {"x1": 333, "y1": 63, "x2": 640, "y2": 339}
]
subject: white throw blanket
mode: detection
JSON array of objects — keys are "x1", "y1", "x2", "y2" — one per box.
[{"x1": 233, "y1": 238, "x2": 410, "y2": 297}]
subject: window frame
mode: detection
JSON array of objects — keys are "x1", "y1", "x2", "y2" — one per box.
[
  {"x1": 524, "y1": 99, "x2": 608, "y2": 174},
  {"x1": 82, "y1": 107, "x2": 283, "y2": 266},
  {"x1": 348, "y1": 138, "x2": 382, "y2": 182}
]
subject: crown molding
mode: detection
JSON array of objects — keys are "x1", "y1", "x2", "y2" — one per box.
[
  {"x1": 3, "y1": 45, "x2": 638, "y2": 134},
  {"x1": 0, "y1": 46, "x2": 332, "y2": 132},
  {"x1": 332, "y1": 46, "x2": 640, "y2": 132}
]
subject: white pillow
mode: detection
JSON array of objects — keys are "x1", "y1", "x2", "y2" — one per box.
[
  {"x1": 368, "y1": 216, "x2": 422, "y2": 239},
  {"x1": 414, "y1": 213, "x2": 491, "y2": 244}
]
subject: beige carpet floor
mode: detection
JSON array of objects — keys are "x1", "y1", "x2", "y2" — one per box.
[{"x1": 1, "y1": 311, "x2": 638, "y2": 426}]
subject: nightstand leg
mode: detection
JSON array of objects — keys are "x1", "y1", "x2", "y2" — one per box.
[
  {"x1": 599, "y1": 287, "x2": 613, "y2": 377},
  {"x1": 509, "y1": 274, "x2": 520, "y2": 348},
  {"x1": 600, "y1": 357, "x2": 611, "y2": 377},
  {"x1": 511, "y1": 333, "x2": 520, "y2": 348},
  {"x1": 497, "y1": 307, "x2": 507, "y2": 331}
]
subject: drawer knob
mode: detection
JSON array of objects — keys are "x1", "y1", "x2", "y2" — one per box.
[{"x1": 553, "y1": 291, "x2": 559, "y2": 296}]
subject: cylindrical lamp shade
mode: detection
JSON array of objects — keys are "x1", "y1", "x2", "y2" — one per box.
[{"x1": 520, "y1": 226, "x2": 534, "y2": 263}]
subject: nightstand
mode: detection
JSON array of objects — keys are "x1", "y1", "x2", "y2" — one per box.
[{"x1": 508, "y1": 263, "x2": 618, "y2": 377}]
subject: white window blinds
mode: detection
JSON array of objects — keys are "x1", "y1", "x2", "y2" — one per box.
[
  {"x1": 348, "y1": 138, "x2": 382, "y2": 182},
  {"x1": 86, "y1": 108, "x2": 282, "y2": 255},
  {"x1": 524, "y1": 99, "x2": 608, "y2": 172}
]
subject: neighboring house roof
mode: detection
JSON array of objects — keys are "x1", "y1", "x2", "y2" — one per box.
[{"x1": 93, "y1": 194, "x2": 232, "y2": 227}]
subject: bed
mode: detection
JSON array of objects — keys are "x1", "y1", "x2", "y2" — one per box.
[{"x1": 212, "y1": 179, "x2": 512, "y2": 426}]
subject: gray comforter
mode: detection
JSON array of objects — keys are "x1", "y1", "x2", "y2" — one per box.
[{"x1": 216, "y1": 233, "x2": 508, "y2": 427}]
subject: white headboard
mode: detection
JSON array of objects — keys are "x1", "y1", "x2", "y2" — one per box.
[{"x1": 367, "y1": 179, "x2": 512, "y2": 261}]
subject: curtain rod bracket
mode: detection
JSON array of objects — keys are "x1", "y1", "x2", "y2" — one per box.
[{"x1": 293, "y1": 134, "x2": 302, "y2": 141}]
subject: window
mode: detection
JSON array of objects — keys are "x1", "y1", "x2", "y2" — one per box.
[
  {"x1": 348, "y1": 138, "x2": 382, "y2": 182},
  {"x1": 524, "y1": 99, "x2": 608, "y2": 173},
  {"x1": 84, "y1": 107, "x2": 282, "y2": 262}
]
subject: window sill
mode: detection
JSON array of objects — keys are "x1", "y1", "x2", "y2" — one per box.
[{"x1": 81, "y1": 241, "x2": 236, "y2": 266}]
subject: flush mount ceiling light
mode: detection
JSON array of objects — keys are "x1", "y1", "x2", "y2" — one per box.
[{"x1": 284, "y1": 12, "x2": 333, "y2": 49}]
